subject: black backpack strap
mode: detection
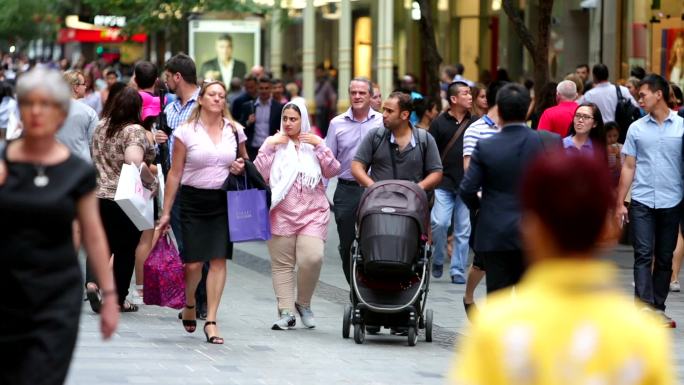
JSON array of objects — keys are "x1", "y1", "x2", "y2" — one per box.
[
  {"x1": 615, "y1": 84, "x2": 625, "y2": 102},
  {"x1": 387, "y1": 137, "x2": 398, "y2": 179},
  {"x1": 416, "y1": 128, "x2": 428, "y2": 179},
  {"x1": 371, "y1": 126, "x2": 388, "y2": 157}
]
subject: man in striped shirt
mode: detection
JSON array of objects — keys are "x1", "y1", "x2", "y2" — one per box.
[{"x1": 461, "y1": 80, "x2": 506, "y2": 320}]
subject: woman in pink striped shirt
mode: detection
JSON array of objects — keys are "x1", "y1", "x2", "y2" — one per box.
[{"x1": 255, "y1": 99, "x2": 340, "y2": 330}]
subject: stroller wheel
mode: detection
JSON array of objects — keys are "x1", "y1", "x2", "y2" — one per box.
[
  {"x1": 425, "y1": 309, "x2": 433, "y2": 342},
  {"x1": 342, "y1": 304, "x2": 352, "y2": 339},
  {"x1": 354, "y1": 323, "x2": 365, "y2": 344},
  {"x1": 407, "y1": 326, "x2": 418, "y2": 346}
]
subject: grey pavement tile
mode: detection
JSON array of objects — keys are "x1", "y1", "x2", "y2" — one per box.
[{"x1": 66, "y1": 193, "x2": 684, "y2": 384}]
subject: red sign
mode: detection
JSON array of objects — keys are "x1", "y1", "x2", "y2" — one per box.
[{"x1": 58, "y1": 28, "x2": 146, "y2": 44}]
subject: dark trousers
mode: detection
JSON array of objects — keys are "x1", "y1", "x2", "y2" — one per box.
[
  {"x1": 479, "y1": 250, "x2": 525, "y2": 294},
  {"x1": 99, "y1": 198, "x2": 141, "y2": 306},
  {"x1": 333, "y1": 180, "x2": 364, "y2": 284},
  {"x1": 629, "y1": 200, "x2": 680, "y2": 311},
  {"x1": 316, "y1": 107, "x2": 331, "y2": 137}
]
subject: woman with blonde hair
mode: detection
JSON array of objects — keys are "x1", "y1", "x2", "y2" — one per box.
[
  {"x1": 158, "y1": 80, "x2": 248, "y2": 344},
  {"x1": 255, "y1": 99, "x2": 340, "y2": 330}
]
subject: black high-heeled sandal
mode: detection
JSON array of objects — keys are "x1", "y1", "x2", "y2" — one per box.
[
  {"x1": 178, "y1": 305, "x2": 196, "y2": 333},
  {"x1": 203, "y1": 321, "x2": 224, "y2": 344}
]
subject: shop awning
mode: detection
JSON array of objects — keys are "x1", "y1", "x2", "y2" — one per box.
[{"x1": 57, "y1": 28, "x2": 147, "y2": 44}]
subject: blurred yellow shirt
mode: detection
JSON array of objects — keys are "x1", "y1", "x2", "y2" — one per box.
[{"x1": 450, "y1": 259, "x2": 674, "y2": 385}]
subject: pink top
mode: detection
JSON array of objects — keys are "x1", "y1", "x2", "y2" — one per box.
[
  {"x1": 173, "y1": 118, "x2": 247, "y2": 190},
  {"x1": 537, "y1": 101, "x2": 577, "y2": 137},
  {"x1": 255, "y1": 141, "x2": 341, "y2": 240}
]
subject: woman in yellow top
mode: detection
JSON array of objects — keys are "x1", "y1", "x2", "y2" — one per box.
[{"x1": 450, "y1": 152, "x2": 673, "y2": 385}]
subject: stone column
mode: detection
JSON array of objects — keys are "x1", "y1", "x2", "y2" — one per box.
[
  {"x1": 377, "y1": 0, "x2": 394, "y2": 103},
  {"x1": 270, "y1": 1, "x2": 283, "y2": 79},
  {"x1": 303, "y1": 0, "x2": 316, "y2": 114},
  {"x1": 337, "y1": 0, "x2": 352, "y2": 113}
]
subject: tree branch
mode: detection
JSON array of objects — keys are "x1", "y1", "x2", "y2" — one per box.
[{"x1": 417, "y1": 0, "x2": 443, "y2": 101}]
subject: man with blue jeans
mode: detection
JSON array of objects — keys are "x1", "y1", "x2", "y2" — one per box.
[
  {"x1": 428, "y1": 81, "x2": 477, "y2": 283},
  {"x1": 616, "y1": 74, "x2": 684, "y2": 327}
]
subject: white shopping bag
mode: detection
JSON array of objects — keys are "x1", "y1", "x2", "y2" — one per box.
[{"x1": 114, "y1": 163, "x2": 154, "y2": 231}]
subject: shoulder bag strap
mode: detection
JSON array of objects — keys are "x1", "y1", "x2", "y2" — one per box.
[
  {"x1": 440, "y1": 116, "x2": 472, "y2": 163},
  {"x1": 231, "y1": 123, "x2": 240, "y2": 155}
]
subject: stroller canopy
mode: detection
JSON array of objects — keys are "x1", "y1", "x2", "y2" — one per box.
[{"x1": 356, "y1": 180, "x2": 430, "y2": 234}]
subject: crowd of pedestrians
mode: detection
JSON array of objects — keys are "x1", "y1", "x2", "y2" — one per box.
[{"x1": 1, "y1": 50, "x2": 684, "y2": 384}]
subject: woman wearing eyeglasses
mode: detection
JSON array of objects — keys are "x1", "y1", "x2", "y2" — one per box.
[{"x1": 563, "y1": 103, "x2": 606, "y2": 158}]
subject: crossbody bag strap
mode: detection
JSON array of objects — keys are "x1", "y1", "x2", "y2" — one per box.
[{"x1": 440, "y1": 117, "x2": 471, "y2": 163}]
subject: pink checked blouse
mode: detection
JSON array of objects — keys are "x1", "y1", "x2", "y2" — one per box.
[
  {"x1": 255, "y1": 141, "x2": 340, "y2": 240},
  {"x1": 173, "y1": 118, "x2": 247, "y2": 190}
]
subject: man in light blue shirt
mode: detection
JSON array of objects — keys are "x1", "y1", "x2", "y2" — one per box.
[{"x1": 616, "y1": 74, "x2": 684, "y2": 326}]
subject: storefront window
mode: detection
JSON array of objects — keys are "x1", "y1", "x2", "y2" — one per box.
[{"x1": 624, "y1": 0, "x2": 683, "y2": 88}]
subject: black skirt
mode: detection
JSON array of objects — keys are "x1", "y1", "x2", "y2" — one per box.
[{"x1": 179, "y1": 185, "x2": 233, "y2": 262}]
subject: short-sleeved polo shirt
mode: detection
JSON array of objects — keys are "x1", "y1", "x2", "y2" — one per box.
[{"x1": 353, "y1": 126, "x2": 442, "y2": 183}]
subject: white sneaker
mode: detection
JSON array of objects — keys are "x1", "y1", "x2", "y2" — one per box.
[
  {"x1": 295, "y1": 302, "x2": 316, "y2": 328},
  {"x1": 640, "y1": 306, "x2": 677, "y2": 328},
  {"x1": 670, "y1": 281, "x2": 681, "y2": 292},
  {"x1": 272, "y1": 310, "x2": 296, "y2": 330},
  {"x1": 655, "y1": 310, "x2": 677, "y2": 328}
]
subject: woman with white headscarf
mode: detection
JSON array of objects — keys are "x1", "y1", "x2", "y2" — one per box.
[{"x1": 255, "y1": 99, "x2": 340, "y2": 330}]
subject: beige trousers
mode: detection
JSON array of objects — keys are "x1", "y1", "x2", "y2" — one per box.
[{"x1": 267, "y1": 235, "x2": 324, "y2": 313}]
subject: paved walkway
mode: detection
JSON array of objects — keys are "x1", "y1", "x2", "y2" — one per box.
[{"x1": 65, "y1": 180, "x2": 684, "y2": 384}]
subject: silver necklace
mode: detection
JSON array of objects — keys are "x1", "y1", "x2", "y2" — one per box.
[{"x1": 33, "y1": 165, "x2": 49, "y2": 187}]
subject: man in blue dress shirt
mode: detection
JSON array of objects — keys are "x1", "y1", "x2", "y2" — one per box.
[{"x1": 616, "y1": 74, "x2": 684, "y2": 327}]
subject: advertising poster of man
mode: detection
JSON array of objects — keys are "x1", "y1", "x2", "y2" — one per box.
[{"x1": 189, "y1": 20, "x2": 261, "y2": 83}]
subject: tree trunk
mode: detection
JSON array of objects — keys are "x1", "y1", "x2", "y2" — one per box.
[
  {"x1": 417, "y1": 0, "x2": 442, "y2": 102},
  {"x1": 501, "y1": 0, "x2": 554, "y2": 99}
]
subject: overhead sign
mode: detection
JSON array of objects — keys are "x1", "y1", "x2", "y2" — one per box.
[
  {"x1": 94, "y1": 15, "x2": 127, "y2": 28},
  {"x1": 57, "y1": 28, "x2": 146, "y2": 44}
]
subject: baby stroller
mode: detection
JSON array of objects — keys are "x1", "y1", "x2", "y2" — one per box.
[{"x1": 342, "y1": 180, "x2": 433, "y2": 346}]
